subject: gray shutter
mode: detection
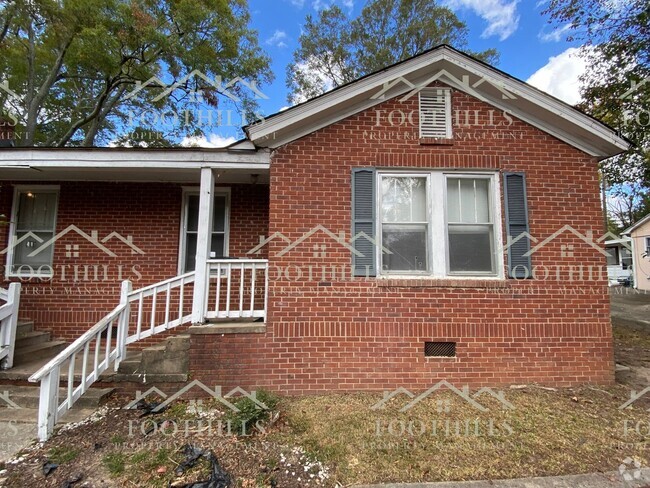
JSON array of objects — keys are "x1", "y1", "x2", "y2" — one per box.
[
  {"x1": 352, "y1": 168, "x2": 376, "y2": 277},
  {"x1": 503, "y1": 173, "x2": 532, "y2": 279}
]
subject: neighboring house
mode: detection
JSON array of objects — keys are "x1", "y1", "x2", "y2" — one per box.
[
  {"x1": 605, "y1": 237, "x2": 634, "y2": 286},
  {"x1": 0, "y1": 45, "x2": 630, "y2": 392},
  {"x1": 622, "y1": 214, "x2": 650, "y2": 291}
]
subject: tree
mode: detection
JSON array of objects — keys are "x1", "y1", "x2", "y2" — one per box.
[
  {"x1": 287, "y1": 0, "x2": 499, "y2": 105},
  {"x1": 0, "y1": 0, "x2": 271, "y2": 147},
  {"x1": 543, "y1": 0, "x2": 650, "y2": 226}
]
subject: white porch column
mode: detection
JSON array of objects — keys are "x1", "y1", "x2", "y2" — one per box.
[{"x1": 191, "y1": 167, "x2": 215, "y2": 323}]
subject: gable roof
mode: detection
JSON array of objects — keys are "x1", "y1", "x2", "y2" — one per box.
[
  {"x1": 622, "y1": 213, "x2": 650, "y2": 235},
  {"x1": 245, "y1": 45, "x2": 629, "y2": 159}
]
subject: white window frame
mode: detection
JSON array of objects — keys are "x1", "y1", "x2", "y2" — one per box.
[
  {"x1": 418, "y1": 87, "x2": 452, "y2": 139},
  {"x1": 375, "y1": 171, "x2": 503, "y2": 279},
  {"x1": 178, "y1": 187, "x2": 231, "y2": 274},
  {"x1": 443, "y1": 174, "x2": 498, "y2": 277},
  {"x1": 6, "y1": 185, "x2": 60, "y2": 278},
  {"x1": 645, "y1": 237, "x2": 650, "y2": 256},
  {"x1": 377, "y1": 173, "x2": 432, "y2": 275}
]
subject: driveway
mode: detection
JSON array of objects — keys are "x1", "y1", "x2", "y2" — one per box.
[{"x1": 611, "y1": 289, "x2": 650, "y2": 389}]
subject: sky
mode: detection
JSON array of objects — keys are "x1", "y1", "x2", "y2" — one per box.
[{"x1": 194, "y1": 0, "x2": 588, "y2": 147}]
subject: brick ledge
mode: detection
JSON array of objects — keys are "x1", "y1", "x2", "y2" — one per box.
[
  {"x1": 376, "y1": 278, "x2": 510, "y2": 289},
  {"x1": 188, "y1": 323, "x2": 266, "y2": 334}
]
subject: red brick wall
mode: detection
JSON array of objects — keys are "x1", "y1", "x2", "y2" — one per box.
[
  {"x1": 0, "y1": 182, "x2": 269, "y2": 343},
  {"x1": 190, "y1": 87, "x2": 614, "y2": 392}
]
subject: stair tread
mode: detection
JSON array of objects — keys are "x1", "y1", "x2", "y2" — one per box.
[
  {"x1": 0, "y1": 406, "x2": 100, "y2": 424},
  {"x1": 0, "y1": 385, "x2": 114, "y2": 398},
  {"x1": 15, "y1": 331, "x2": 50, "y2": 340},
  {"x1": 14, "y1": 340, "x2": 67, "y2": 354}
]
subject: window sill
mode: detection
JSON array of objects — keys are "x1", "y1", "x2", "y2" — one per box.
[
  {"x1": 419, "y1": 137, "x2": 454, "y2": 146},
  {"x1": 376, "y1": 277, "x2": 509, "y2": 289},
  {"x1": 5, "y1": 273, "x2": 53, "y2": 280}
]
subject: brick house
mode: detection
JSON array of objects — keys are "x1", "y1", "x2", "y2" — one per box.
[{"x1": 0, "y1": 45, "x2": 630, "y2": 411}]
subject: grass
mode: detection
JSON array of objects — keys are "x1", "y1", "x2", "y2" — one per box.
[
  {"x1": 47, "y1": 446, "x2": 80, "y2": 464},
  {"x1": 270, "y1": 386, "x2": 650, "y2": 485},
  {"x1": 102, "y1": 452, "x2": 126, "y2": 476}
]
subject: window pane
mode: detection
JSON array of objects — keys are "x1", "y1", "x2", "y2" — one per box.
[
  {"x1": 211, "y1": 234, "x2": 225, "y2": 257},
  {"x1": 213, "y1": 196, "x2": 226, "y2": 232},
  {"x1": 475, "y1": 179, "x2": 490, "y2": 223},
  {"x1": 184, "y1": 233, "x2": 198, "y2": 272},
  {"x1": 382, "y1": 225, "x2": 428, "y2": 272},
  {"x1": 448, "y1": 225, "x2": 493, "y2": 273},
  {"x1": 12, "y1": 231, "x2": 55, "y2": 271},
  {"x1": 17, "y1": 192, "x2": 57, "y2": 231},
  {"x1": 459, "y1": 179, "x2": 475, "y2": 223},
  {"x1": 447, "y1": 178, "x2": 491, "y2": 224},
  {"x1": 381, "y1": 177, "x2": 426, "y2": 222},
  {"x1": 447, "y1": 179, "x2": 460, "y2": 222},
  {"x1": 186, "y1": 196, "x2": 199, "y2": 232}
]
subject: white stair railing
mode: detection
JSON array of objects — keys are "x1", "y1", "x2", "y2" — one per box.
[
  {"x1": 0, "y1": 283, "x2": 21, "y2": 370},
  {"x1": 28, "y1": 272, "x2": 195, "y2": 442},
  {"x1": 205, "y1": 259, "x2": 268, "y2": 322}
]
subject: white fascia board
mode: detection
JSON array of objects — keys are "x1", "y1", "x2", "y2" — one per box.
[{"x1": 0, "y1": 148, "x2": 270, "y2": 170}]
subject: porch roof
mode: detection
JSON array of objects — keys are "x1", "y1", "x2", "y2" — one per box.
[{"x1": 0, "y1": 147, "x2": 270, "y2": 183}]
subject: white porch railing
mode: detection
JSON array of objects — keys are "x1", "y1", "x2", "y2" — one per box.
[
  {"x1": 205, "y1": 259, "x2": 268, "y2": 322},
  {"x1": 28, "y1": 272, "x2": 195, "y2": 442},
  {"x1": 0, "y1": 283, "x2": 21, "y2": 370}
]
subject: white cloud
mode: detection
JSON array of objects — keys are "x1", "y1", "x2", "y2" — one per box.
[
  {"x1": 342, "y1": 0, "x2": 354, "y2": 12},
  {"x1": 181, "y1": 134, "x2": 237, "y2": 148},
  {"x1": 288, "y1": 0, "x2": 305, "y2": 7},
  {"x1": 290, "y1": 59, "x2": 338, "y2": 105},
  {"x1": 538, "y1": 23, "x2": 572, "y2": 42},
  {"x1": 443, "y1": 0, "x2": 520, "y2": 41},
  {"x1": 265, "y1": 30, "x2": 288, "y2": 48},
  {"x1": 526, "y1": 47, "x2": 588, "y2": 105},
  {"x1": 312, "y1": 0, "x2": 332, "y2": 10}
]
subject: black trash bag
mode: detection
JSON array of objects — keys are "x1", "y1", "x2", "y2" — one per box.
[
  {"x1": 61, "y1": 473, "x2": 83, "y2": 487},
  {"x1": 135, "y1": 399, "x2": 168, "y2": 417},
  {"x1": 172, "y1": 444, "x2": 231, "y2": 488},
  {"x1": 42, "y1": 461, "x2": 58, "y2": 477}
]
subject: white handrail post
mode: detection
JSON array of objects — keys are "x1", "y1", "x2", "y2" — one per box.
[
  {"x1": 115, "y1": 280, "x2": 132, "y2": 371},
  {"x1": 37, "y1": 368, "x2": 60, "y2": 442},
  {"x1": 192, "y1": 167, "x2": 215, "y2": 324},
  {"x1": 1, "y1": 282, "x2": 20, "y2": 370},
  {"x1": 263, "y1": 263, "x2": 269, "y2": 323}
]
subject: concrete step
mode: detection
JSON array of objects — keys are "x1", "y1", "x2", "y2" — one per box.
[
  {"x1": 14, "y1": 330, "x2": 50, "y2": 349},
  {"x1": 0, "y1": 385, "x2": 114, "y2": 410},
  {"x1": 117, "y1": 335, "x2": 189, "y2": 377},
  {"x1": 0, "y1": 406, "x2": 98, "y2": 424},
  {"x1": 15, "y1": 320, "x2": 34, "y2": 339},
  {"x1": 13, "y1": 340, "x2": 67, "y2": 364}
]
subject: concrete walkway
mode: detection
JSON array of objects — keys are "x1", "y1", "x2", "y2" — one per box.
[{"x1": 355, "y1": 468, "x2": 650, "y2": 487}]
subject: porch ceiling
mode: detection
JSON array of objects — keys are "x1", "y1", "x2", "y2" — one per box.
[{"x1": 0, "y1": 147, "x2": 270, "y2": 183}]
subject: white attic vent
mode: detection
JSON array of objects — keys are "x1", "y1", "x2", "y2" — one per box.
[{"x1": 418, "y1": 88, "x2": 452, "y2": 139}]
